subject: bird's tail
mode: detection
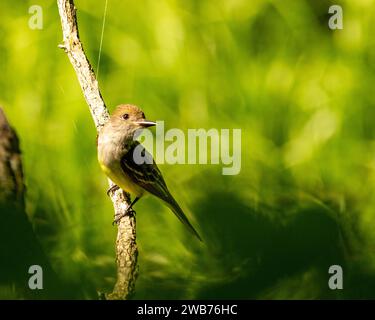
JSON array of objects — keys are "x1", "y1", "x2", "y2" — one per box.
[{"x1": 166, "y1": 196, "x2": 202, "y2": 242}]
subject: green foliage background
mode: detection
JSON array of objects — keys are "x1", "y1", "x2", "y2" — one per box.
[{"x1": 1, "y1": 0, "x2": 375, "y2": 299}]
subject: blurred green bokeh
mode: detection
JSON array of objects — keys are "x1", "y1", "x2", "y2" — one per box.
[{"x1": 1, "y1": 0, "x2": 375, "y2": 299}]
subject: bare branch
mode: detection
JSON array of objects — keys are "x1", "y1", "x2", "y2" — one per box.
[{"x1": 57, "y1": 0, "x2": 138, "y2": 300}]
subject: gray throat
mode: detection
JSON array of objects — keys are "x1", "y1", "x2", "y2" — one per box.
[{"x1": 97, "y1": 124, "x2": 135, "y2": 167}]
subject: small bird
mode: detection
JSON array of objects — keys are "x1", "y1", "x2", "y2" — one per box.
[{"x1": 97, "y1": 104, "x2": 202, "y2": 241}]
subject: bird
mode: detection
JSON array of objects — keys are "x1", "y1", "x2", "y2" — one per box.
[{"x1": 97, "y1": 104, "x2": 202, "y2": 241}]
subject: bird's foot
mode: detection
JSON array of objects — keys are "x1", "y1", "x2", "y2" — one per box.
[
  {"x1": 112, "y1": 208, "x2": 136, "y2": 226},
  {"x1": 107, "y1": 184, "x2": 120, "y2": 197}
]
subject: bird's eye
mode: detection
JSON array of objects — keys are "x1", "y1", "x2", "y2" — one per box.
[{"x1": 122, "y1": 113, "x2": 129, "y2": 120}]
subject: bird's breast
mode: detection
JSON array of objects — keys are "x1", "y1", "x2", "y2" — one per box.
[{"x1": 97, "y1": 134, "x2": 144, "y2": 197}]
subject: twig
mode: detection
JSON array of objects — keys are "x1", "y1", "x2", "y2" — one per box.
[{"x1": 57, "y1": 0, "x2": 138, "y2": 300}]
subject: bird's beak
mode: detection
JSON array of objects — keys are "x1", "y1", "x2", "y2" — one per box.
[{"x1": 134, "y1": 120, "x2": 156, "y2": 128}]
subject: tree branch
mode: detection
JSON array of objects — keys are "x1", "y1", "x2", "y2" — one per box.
[
  {"x1": 0, "y1": 107, "x2": 68, "y2": 299},
  {"x1": 57, "y1": 0, "x2": 138, "y2": 300}
]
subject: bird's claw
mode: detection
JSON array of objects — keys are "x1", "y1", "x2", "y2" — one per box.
[
  {"x1": 112, "y1": 208, "x2": 136, "y2": 226},
  {"x1": 107, "y1": 185, "x2": 120, "y2": 197}
]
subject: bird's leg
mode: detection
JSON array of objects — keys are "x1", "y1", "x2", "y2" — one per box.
[
  {"x1": 112, "y1": 196, "x2": 140, "y2": 225},
  {"x1": 107, "y1": 184, "x2": 120, "y2": 196}
]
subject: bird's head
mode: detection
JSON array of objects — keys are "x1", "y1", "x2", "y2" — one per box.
[
  {"x1": 108, "y1": 104, "x2": 155, "y2": 135},
  {"x1": 101, "y1": 104, "x2": 156, "y2": 145}
]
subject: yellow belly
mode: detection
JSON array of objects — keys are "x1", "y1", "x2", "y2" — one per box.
[{"x1": 100, "y1": 162, "x2": 144, "y2": 197}]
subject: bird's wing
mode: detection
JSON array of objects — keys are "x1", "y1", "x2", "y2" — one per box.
[
  {"x1": 120, "y1": 142, "x2": 171, "y2": 202},
  {"x1": 120, "y1": 143, "x2": 202, "y2": 241}
]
